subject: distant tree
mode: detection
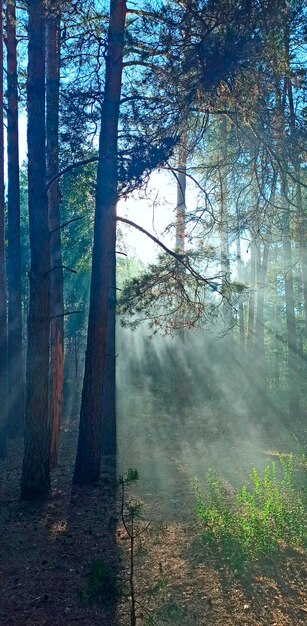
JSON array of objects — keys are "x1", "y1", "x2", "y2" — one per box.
[
  {"x1": 60, "y1": 161, "x2": 96, "y2": 416},
  {"x1": 271, "y1": 5, "x2": 301, "y2": 420}
]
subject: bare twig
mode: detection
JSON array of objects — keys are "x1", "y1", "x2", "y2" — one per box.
[
  {"x1": 50, "y1": 310, "x2": 80, "y2": 320},
  {"x1": 117, "y1": 215, "x2": 226, "y2": 296},
  {"x1": 46, "y1": 156, "x2": 99, "y2": 190},
  {"x1": 46, "y1": 265, "x2": 77, "y2": 275},
  {"x1": 50, "y1": 215, "x2": 85, "y2": 233}
]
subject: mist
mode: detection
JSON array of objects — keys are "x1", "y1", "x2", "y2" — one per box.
[{"x1": 116, "y1": 319, "x2": 305, "y2": 522}]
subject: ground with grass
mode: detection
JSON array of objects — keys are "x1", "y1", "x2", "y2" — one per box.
[{"x1": 0, "y1": 418, "x2": 306, "y2": 625}]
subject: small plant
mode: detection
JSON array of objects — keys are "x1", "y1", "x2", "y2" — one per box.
[
  {"x1": 301, "y1": 452, "x2": 307, "y2": 470},
  {"x1": 162, "y1": 602, "x2": 188, "y2": 622},
  {"x1": 84, "y1": 469, "x2": 160, "y2": 625},
  {"x1": 149, "y1": 577, "x2": 167, "y2": 596},
  {"x1": 143, "y1": 616, "x2": 157, "y2": 626},
  {"x1": 118, "y1": 468, "x2": 152, "y2": 626},
  {"x1": 82, "y1": 558, "x2": 121, "y2": 605},
  {"x1": 194, "y1": 456, "x2": 307, "y2": 569}
]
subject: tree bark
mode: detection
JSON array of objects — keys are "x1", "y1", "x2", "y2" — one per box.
[
  {"x1": 254, "y1": 241, "x2": 269, "y2": 388},
  {"x1": 6, "y1": 0, "x2": 24, "y2": 439},
  {"x1": 286, "y1": 76, "x2": 307, "y2": 341},
  {"x1": 46, "y1": 3, "x2": 63, "y2": 469},
  {"x1": 174, "y1": 136, "x2": 187, "y2": 418},
  {"x1": 73, "y1": 0, "x2": 126, "y2": 484},
  {"x1": 218, "y1": 170, "x2": 230, "y2": 291},
  {"x1": 236, "y1": 235, "x2": 245, "y2": 345},
  {"x1": 297, "y1": 182, "x2": 307, "y2": 339},
  {"x1": 247, "y1": 239, "x2": 256, "y2": 350},
  {"x1": 218, "y1": 120, "x2": 232, "y2": 332},
  {"x1": 20, "y1": 0, "x2": 51, "y2": 500},
  {"x1": 277, "y1": 19, "x2": 300, "y2": 420},
  {"x1": 175, "y1": 140, "x2": 186, "y2": 253},
  {"x1": 101, "y1": 278, "x2": 116, "y2": 459},
  {"x1": 281, "y1": 177, "x2": 300, "y2": 420},
  {"x1": 0, "y1": 0, "x2": 8, "y2": 458}
]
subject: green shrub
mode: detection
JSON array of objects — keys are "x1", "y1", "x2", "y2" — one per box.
[
  {"x1": 194, "y1": 454, "x2": 307, "y2": 569},
  {"x1": 82, "y1": 558, "x2": 121, "y2": 604}
]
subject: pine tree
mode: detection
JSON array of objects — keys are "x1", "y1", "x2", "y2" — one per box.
[
  {"x1": 6, "y1": 0, "x2": 24, "y2": 438},
  {"x1": 0, "y1": 0, "x2": 8, "y2": 458},
  {"x1": 20, "y1": 0, "x2": 51, "y2": 500}
]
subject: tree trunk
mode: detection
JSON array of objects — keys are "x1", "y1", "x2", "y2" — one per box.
[
  {"x1": 175, "y1": 140, "x2": 186, "y2": 252},
  {"x1": 73, "y1": 0, "x2": 126, "y2": 484},
  {"x1": 254, "y1": 241, "x2": 269, "y2": 389},
  {"x1": 236, "y1": 235, "x2": 245, "y2": 345},
  {"x1": 46, "y1": 4, "x2": 63, "y2": 469},
  {"x1": 101, "y1": 277, "x2": 116, "y2": 459},
  {"x1": 20, "y1": 0, "x2": 51, "y2": 500},
  {"x1": 0, "y1": 0, "x2": 8, "y2": 458},
  {"x1": 281, "y1": 177, "x2": 300, "y2": 420},
  {"x1": 247, "y1": 239, "x2": 256, "y2": 350},
  {"x1": 218, "y1": 170, "x2": 230, "y2": 290},
  {"x1": 286, "y1": 76, "x2": 307, "y2": 341},
  {"x1": 218, "y1": 126, "x2": 232, "y2": 332},
  {"x1": 174, "y1": 136, "x2": 187, "y2": 418},
  {"x1": 6, "y1": 0, "x2": 24, "y2": 439},
  {"x1": 273, "y1": 308, "x2": 280, "y2": 388},
  {"x1": 297, "y1": 184, "x2": 307, "y2": 339},
  {"x1": 276, "y1": 25, "x2": 300, "y2": 420},
  {"x1": 73, "y1": 334, "x2": 80, "y2": 413}
]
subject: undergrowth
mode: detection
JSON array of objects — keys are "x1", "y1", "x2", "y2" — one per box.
[{"x1": 193, "y1": 454, "x2": 307, "y2": 569}]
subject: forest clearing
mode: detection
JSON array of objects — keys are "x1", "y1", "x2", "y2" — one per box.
[{"x1": 0, "y1": 0, "x2": 307, "y2": 624}]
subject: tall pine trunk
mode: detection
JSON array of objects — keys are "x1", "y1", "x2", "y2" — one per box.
[
  {"x1": 236, "y1": 235, "x2": 245, "y2": 345},
  {"x1": 101, "y1": 263, "x2": 116, "y2": 460},
  {"x1": 46, "y1": 4, "x2": 63, "y2": 468},
  {"x1": 218, "y1": 120, "x2": 232, "y2": 332},
  {"x1": 254, "y1": 241, "x2": 269, "y2": 390},
  {"x1": 247, "y1": 239, "x2": 256, "y2": 350},
  {"x1": 281, "y1": 176, "x2": 300, "y2": 420},
  {"x1": 174, "y1": 136, "x2": 187, "y2": 418},
  {"x1": 297, "y1": 182, "x2": 307, "y2": 340},
  {"x1": 0, "y1": 0, "x2": 8, "y2": 458},
  {"x1": 286, "y1": 77, "x2": 307, "y2": 341},
  {"x1": 20, "y1": 0, "x2": 51, "y2": 500},
  {"x1": 175, "y1": 139, "x2": 186, "y2": 252},
  {"x1": 274, "y1": 25, "x2": 300, "y2": 420},
  {"x1": 73, "y1": 0, "x2": 126, "y2": 484},
  {"x1": 6, "y1": 0, "x2": 24, "y2": 438}
]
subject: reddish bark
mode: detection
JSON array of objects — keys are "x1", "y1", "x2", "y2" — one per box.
[
  {"x1": 73, "y1": 0, "x2": 126, "y2": 484},
  {"x1": 20, "y1": 0, "x2": 51, "y2": 500},
  {"x1": 50, "y1": 325, "x2": 64, "y2": 466},
  {"x1": 46, "y1": 4, "x2": 64, "y2": 468}
]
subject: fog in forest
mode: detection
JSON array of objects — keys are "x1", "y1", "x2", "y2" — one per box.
[
  {"x1": 1, "y1": 1, "x2": 306, "y2": 624},
  {"x1": 114, "y1": 319, "x2": 305, "y2": 520}
]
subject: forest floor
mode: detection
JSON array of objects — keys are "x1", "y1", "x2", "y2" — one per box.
[{"x1": 0, "y1": 417, "x2": 306, "y2": 626}]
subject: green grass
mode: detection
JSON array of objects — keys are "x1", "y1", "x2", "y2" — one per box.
[{"x1": 193, "y1": 454, "x2": 307, "y2": 569}]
